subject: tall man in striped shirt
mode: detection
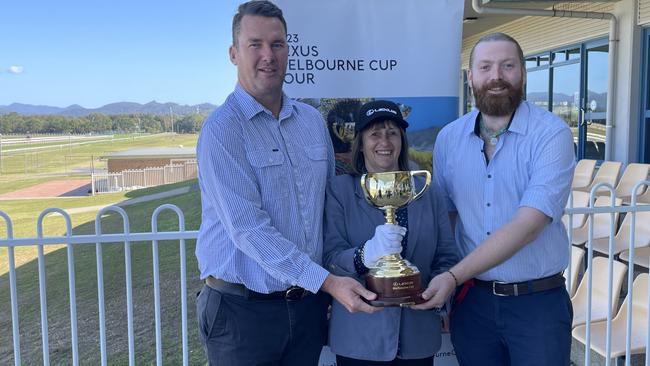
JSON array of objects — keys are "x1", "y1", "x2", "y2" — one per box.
[
  {"x1": 195, "y1": 1, "x2": 379, "y2": 365},
  {"x1": 418, "y1": 33, "x2": 575, "y2": 365}
]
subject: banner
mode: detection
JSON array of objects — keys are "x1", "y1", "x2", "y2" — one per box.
[
  {"x1": 275, "y1": 1, "x2": 463, "y2": 364},
  {"x1": 276, "y1": 0, "x2": 463, "y2": 174}
]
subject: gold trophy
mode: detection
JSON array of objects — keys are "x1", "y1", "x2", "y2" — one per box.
[
  {"x1": 332, "y1": 121, "x2": 356, "y2": 143},
  {"x1": 360, "y1": 170, "x2": 431, "y2": 306}
]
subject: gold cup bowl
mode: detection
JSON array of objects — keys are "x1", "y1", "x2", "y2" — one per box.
[
  {"x1": 360, "y1": 170, "x2": 431, "y2": 306},
  {"x1": 332, "y1": 121, "x2": 356, "y2": 143}
]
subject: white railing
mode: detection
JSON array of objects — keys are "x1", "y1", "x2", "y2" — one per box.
[
  {"x1": 564, "y1": 181, "x2": 650, "y2": 366},
  {"x1": 0, "y1": 205, "x2": 194, "y2": 366},
  {"x1": 91, "y1": 160, "x2": 197, "y2": 194},
  {"x1": 1, "y1": 180, "x2": 650, "y2": 365}
]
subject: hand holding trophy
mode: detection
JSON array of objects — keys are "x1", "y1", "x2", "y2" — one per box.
[{"x1": 360, "y1": 170, "x2": 431, "y2": 306}]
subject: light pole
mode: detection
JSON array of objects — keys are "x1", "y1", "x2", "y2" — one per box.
[
  {"x1": 0, "y1": 133, "x2": 3, "y2": 175},
  {"x1": 169, "y1": 106, "x2": 174, "y2": 134}
]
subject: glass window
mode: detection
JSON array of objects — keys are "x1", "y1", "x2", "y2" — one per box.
[
  {"x1": 586, "y1": 45, "x2": 608, "y2": 115},
  {"x1": 552, "y1": 63, "x2": 581, "y2": 136},
  {"x1": 462, "y1": 69, "x2": 473, "y2": 114},
  {"x1": 567, "y1": 48, "x2": 580, "y2": 60},
  {"x1": 526, "y1": 57, "x2": 538, "y2": 69},
  {"x1": 538, "y1": 54, "x2": 550, "y2": 66},
  {"x1": 584, "y1": 44, "x2": 608, "y2": 160},
  {"x1": 552, "y1": 51, "x2": 566, "y2": 63},
  {"x1": 521, "y1": 41, "x2": 607, "y2": 160},
  {"x1": 526, "y1": 69, "x2": 549, "y2": 110}
]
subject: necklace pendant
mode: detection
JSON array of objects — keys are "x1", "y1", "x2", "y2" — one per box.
[{"x1": 490, "y1": 137, "x2": 498, "y2": 146}]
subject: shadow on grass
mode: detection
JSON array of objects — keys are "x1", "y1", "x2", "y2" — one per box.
[
  {"x1": 0, "y1": 191, "x2": 207, "y2": 365},
  {"x1": 122, "y1": 179, "x2": 199, "y2": 200}
]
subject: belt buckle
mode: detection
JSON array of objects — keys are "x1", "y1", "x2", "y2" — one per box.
[
  {"x1": 492, "y1": 281, "x2": 510, "y2": 296},
  {"x1": 285, "y1": 286, "x2": 305, "y2": 301}
]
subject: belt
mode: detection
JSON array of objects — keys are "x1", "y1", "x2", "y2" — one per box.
[
  {"x1": 474, "y1": 273, "x2": 565, "y2": 297},
  {"x1": 205, "y1": 276, "x2": 309, "y2": 301}
]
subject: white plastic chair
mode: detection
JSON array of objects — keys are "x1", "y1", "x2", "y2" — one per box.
[
  {"x1": 572, "y1": 273, "x2": 649, "y2": 360},
  {"x1": 570, "y1": 257, "x2": 627, "y2": 328}
]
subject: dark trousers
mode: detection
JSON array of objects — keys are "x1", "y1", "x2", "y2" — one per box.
[
  {"x1": 336, "y1": 355, "x2": 434, "y2": 366},
  {"x1": 450, "y1": 285, "x2": 573, "y2": 366},
  {"x1": 197, "y1": 284, "x2": 329, "y2": 366}
]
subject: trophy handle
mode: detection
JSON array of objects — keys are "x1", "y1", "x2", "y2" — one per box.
[
  {"x1": 360, "y1": 173, "x2": 373, "y2": 204},
  {"x1": 409, "y1": 170, "x2": 431, "y2": 201},
  {"x1": 360, "y1": 173, "x2": 367, "y2": 195}
]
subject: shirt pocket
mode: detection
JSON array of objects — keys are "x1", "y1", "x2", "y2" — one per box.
[
  {"x1": 247, "y1": 149, "x2": 289, "y2": 200},
  {"x1": 304, "y1": 144, "x2": 329, "y2": 187}
]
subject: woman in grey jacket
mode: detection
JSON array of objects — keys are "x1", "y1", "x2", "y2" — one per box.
[{"x1": 323, "y1": 100, "x2": 459, "y2": 366}]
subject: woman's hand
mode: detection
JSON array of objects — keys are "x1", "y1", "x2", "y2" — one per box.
[{"x1": 362, "y1": 224, "x2": 406, "y2": 267}]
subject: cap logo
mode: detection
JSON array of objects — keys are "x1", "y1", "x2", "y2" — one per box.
[{"x1": 366, "y1": 107, "x2": 397, "y2": 117}]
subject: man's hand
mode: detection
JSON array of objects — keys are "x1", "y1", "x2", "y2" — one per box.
[
  {"x1": 321, "y1": 274, "x2": 382, "y2": 314},
  {"x1": 410, "y1": 271, "x2": 456, "y2": 311}
]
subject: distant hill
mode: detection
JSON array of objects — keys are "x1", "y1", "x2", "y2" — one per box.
[
  {"x1": 407, "y1": 125, "x2": 440, "y2": 151},
  {"x1": 0, "y1": 101, "x2": 218, "y2": 116},
  {"x1": 527, "y1": 90, "x2": 607, "y2": 109}
]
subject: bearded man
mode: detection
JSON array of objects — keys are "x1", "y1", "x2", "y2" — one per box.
[{"x1": 414, "y1": 33, "x2": 576, "y2": 365}]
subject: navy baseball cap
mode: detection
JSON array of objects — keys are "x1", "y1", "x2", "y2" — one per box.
[{"x1": 355, "y1": 100, "x2": 409, "y2": 133}]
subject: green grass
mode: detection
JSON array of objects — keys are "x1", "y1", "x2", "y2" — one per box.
[
  {"x1": 124, "y1": 178, "x2": 198, "y2": 199},
  {"x1": 0, "y1": 133, "x2": 198, "y2": 177},
  {"x1": 409, "y1": 148, "x2": 432, "y2": 172},
  {"x1": 2, "y1": 136, "x2": 114, "y2": 151},
  {"x1": 0, "y1": 189, "x2": 206, "y2": 365}
]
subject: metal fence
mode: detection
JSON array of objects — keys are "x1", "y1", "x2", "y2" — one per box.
[
  {"x1": 0, "y1": 205, "x2": 195, "y2": 366},
  {"x1": 564, "y1": 181, "x2": 650, "y2": 366},
  {"x1": 1, "y1": 182, "x2": 650, "y2": 365},
  {"x1": 91, "y1": 161, "x2": 197, "y2": 194}
]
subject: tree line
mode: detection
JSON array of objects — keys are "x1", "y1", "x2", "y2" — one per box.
[{"x1": 0, "y1": 113, "x2": 206, "y2": 135}]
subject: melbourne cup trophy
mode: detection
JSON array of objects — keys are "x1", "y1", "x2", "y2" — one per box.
[
  {"x1": 360, "y1": 170, "x2": 431, "y2": 306},
  {"x1": 332, "y1": 121, "x2": 356, "y2": 143}
]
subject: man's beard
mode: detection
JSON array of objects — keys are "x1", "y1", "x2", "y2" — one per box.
[{"x1": 472, "y1": 79, "x2": 523, "y2": 116}]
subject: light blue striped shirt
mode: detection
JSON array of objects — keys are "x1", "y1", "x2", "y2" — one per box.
[
  {"x1": 433, "y1": 101, "x2": 575, "y2": 282},
  {"x1": 196, "y1": 84, "x2": 335, "y2": 294}
]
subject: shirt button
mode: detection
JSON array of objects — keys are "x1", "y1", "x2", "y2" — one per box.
[
  {"x1": 488, "y1": 174, "x2": 492, "y2": 178},
  {"x1": 487, "y1": 231, "x2": 491, "y2": 235},
  {"x1": 486, "y1": 203, "x2": 491, "y2": 207}
]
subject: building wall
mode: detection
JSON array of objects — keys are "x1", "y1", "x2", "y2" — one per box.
[
  {"x1": 460, "y1": 1, "x2": 641, "y2": 164},
  {"x1": 108, "y1": 158, "x2": 175, "y2": 173}
]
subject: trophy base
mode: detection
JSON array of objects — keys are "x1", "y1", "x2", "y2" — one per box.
[
  {"x1": 365, "y1": 271, "x2": 425, "y2": 307},
  {"x1": 366, "y1": 293, "x2": 426, "y2": 307}
]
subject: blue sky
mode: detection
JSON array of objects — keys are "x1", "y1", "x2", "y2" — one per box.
[{"x1": 0, "y1": 0, "x2": 242, "y2": 108}]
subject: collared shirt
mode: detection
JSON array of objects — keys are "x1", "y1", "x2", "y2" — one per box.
[
  {"x1": 195, "y1": 84, "x2": 335, "y2": 294},
  {"x1": 433, "y1": 100, "x2": 575, "y2": 282}
]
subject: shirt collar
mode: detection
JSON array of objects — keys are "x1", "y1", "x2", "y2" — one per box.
[
  {"x1": 233, "y1": 83, "x2": 296, "y2": 122},
  {"x1": 507, "y1": 101, "x2": 528, "y2": 135},
  {"x1": 463, "y1": 109, "x2": 480, "y2": 137}
]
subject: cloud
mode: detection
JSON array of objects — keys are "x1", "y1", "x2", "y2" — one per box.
[{"x1": 8, "y1": 66, "x2": 24, "y2": 74}]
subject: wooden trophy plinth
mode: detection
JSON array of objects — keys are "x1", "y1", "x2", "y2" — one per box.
[{"x1": 364, "y1": 254, "x2": 425, "y2": 307}]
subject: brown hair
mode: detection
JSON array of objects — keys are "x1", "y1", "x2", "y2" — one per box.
[
  {"x1": 469, "y1": 32, "x2": 525, "y2": 69},
  {"x1": 350, "y1": 120, "x2": 410, "y2": 176},
  {"x1": 232, "y1": 1, "x2": 287, "y2": 46}
]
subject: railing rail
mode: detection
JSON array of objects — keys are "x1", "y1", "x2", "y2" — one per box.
[
  {"x1": 565, "y1": 181, "x2": 650, "y2": 366},
  {"x1": 0, "y1": 204, "x2": 195, "y2": 365},
  {"x1": 91, "y1": 160, "x2": 197, "y2": 194},
  {"x1": 1, "y1": 180, "x2": 650, "y2": 365}
]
